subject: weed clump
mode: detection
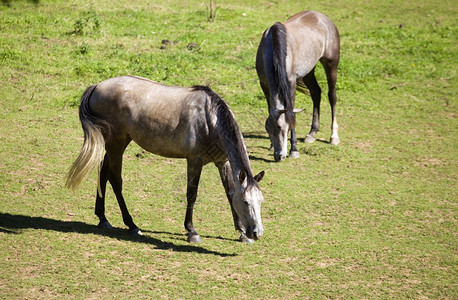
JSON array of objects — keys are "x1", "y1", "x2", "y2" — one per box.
[{"x1": 70, "y1": 9, "x2": 101, "y2": 36}]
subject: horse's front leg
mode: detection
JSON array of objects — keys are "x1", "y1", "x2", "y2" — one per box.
[
  {"x1": 289, "y1": 129, "x2": 300, "y2": 158},
  {"x1": 185, "y1": 159, "x2": 203, "y2": 243},
  {"x1": 261, "y1": 83, "x2": 274, "y2": 152},
  {"x1": 216, "y1": 161, "x2": 254, "y2": 243}
]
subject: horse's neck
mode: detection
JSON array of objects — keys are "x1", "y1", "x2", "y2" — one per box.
[
  {"x1": 215, "y1": 113, "x2": 252, "y2": 184},
  {"x1": 226, "y1": 145, "x2": 249, "y2": 185}
]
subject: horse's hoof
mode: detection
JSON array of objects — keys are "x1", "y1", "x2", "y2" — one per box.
[
  {"x1": 129, "y1": 228, "x2": 143, "y2": 236},
  {"x1": 187, "y1": 234, "x2": 202, "y2": 243},
  {"x1": 289, "y1": 151, "x2": 300, "y2": 159},
  {"x1": 330, "y1": 137, "x2": 340, "y2": 145},
  {"x1": 305, "y1": 135, "x2": 316, "y2": 143},
  {"x1": 239, "y1": 234, "x2": 255, "y2": 244},
  {"x1": 98, "y1": 221, "x2": 113, "y2": 229}
]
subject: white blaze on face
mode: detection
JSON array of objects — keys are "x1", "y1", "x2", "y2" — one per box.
[
  {"x1": 277, "y1": 113, "x2": 289, "y2": 157},
  {"x1": 266, "y1": 112, "x2": 290, "y2": 161},
  {"x1": 246, "y1": 186, "x2": 264, "y2": 238},
  {"x1": 279, "y1": 126, "x2": 288, "y2": 158},
  {"x1": 233, "y1": 185, "x2": 263, "y2": 239}
]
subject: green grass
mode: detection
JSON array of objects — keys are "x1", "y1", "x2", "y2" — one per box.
[{"x1": 0, "y1": 0, "x2": 457, "y2": 298}]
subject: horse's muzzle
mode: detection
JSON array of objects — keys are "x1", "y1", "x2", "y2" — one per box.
[
  {"x1": 247, "y1": 226, "x2": 263, "y2": 240},
  {"x1": 274, "y1": 152, "x2": 286, "y2": 162}
]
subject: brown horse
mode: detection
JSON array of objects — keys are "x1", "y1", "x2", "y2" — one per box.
[
  {"x1": 66, "y1": 76, "x2": 265, "y2": 243},
  {"x1": 256, "y1": 10, "x2": 340, "y2": 161}
]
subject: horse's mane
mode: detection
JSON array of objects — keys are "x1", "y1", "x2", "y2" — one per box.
[
  {"x1": 271, "y1": 22, "x2": 295, "y2": 128},
  {"x1": 192, "y1": 85, "x2": 255, "y2": 182}
]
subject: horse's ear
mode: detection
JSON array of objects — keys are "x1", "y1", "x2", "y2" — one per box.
[
  {"x1": 254, "y1": 171, "x2": 265, "y2": 182},
  {"x1": 239, "y1": 169, "x2": 247, "y2": 185}
]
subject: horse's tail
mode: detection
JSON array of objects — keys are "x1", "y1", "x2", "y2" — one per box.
[
  {"x1": 65, "y1": 84, "x2": 108, "y2": 196},
  {"x1": 271, "y1": 22, "x2": 295, "y2": 128}
]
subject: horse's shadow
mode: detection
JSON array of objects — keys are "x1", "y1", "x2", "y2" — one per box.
[
  {"x1": 243, "y1": 132, "x2": 269, "y2": 141},
  {"x1": 249, "y1": 155, "x2": 275, "y2": 163},
  {"x1": 243, "y1": 132, "x2": 276, "y2": 163},
  {"x1": 244, "y1": 131, "x2": 333, "y2": 161},
  {"x1": 0, "y1": 213, "x2": 236, "y2": 257},
  {"x1": 143, "y1": 229, "x2": 238, "y2": 243}
]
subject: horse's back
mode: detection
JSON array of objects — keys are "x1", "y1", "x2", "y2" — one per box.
[
  {"x1": 89, "y1": 76, "x2": 214, "y2": 158},
  {"x1": 285, "y1": 10, "x2": 337, "y2": 33},
  {"x1": 91, "y1": 75, "x2": 185, "y2": 116},
  {"x1": 283, "y1": 10, "x2": 340, "y2": 76}
]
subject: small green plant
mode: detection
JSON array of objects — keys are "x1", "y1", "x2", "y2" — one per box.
[
  {"x1": 71, "y1": 9, "x2": 101, "y2": 36},
  {"x1": 77, "y1": 43, "x2": 90, "y2": 55}
]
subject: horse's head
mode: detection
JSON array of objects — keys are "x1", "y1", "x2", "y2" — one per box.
[
  {"x1": 232, "y1": 170, "x2": 265, "y2": 240},
  {"x1": 265, "y1": 113, "x2": 288, "y2": 161},
  {"x1": 265, "y1": 108, "x2": 304, "y2": 161}
]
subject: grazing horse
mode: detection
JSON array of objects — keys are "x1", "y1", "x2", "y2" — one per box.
[
  {"x1": 256, "y1": 10, "x2": 340, "y2": 161},
  {"x1": 66, "y1": 75, "x2": 265, "y2": 243}
]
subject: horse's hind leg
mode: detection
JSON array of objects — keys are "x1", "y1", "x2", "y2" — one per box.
[
  {"x1": 105, "y1": 137, "x2": 141, "y2": 235},
  {"x1": 303, "y1": 68, "x2": 322, "y2": 143},
  {"x1": 322, "y1": 58, "x2": 340, "y2": 145},
  {"x1": 184, "y1": 158, "x2": 203, "y2": 243},
  {"x1": 95, "y1": 154, "x2": 112, "y2": 229}
]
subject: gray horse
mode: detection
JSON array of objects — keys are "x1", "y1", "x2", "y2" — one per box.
[
  {"x1": 256, "y1": 10, "x2": 340, "y2": 161},
  {"x1": 66, "y1": 75, "x2": 265, "y2": 243}
]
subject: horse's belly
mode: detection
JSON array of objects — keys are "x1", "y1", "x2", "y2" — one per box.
[
  {"x1": 294, "y1": 62, "x2": 316, "y2": 78},
  {"x1": 292, "y1": 48, "x2": 323, "y2": 78},
  {"x1": 129, "y1": 128, "x2": 209, "y2": 159}
]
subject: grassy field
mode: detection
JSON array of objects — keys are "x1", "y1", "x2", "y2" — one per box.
[{"x1": 1, "y1": 0, "x2": 456, "y2": 298}]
